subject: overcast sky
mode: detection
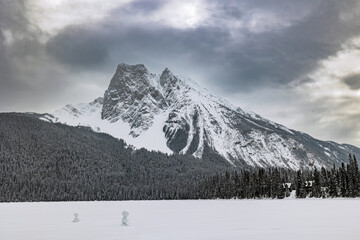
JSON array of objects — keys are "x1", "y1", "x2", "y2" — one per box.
[{"x1": 1, "y1": 0, "x2": 360, "y2": 146}]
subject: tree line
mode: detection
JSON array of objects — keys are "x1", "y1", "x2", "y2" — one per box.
[{"x1": 196, "y1": 154, "x2": 360, "y2": 199}]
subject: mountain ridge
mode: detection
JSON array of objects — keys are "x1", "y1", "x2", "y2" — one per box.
[{"x1": 44, "y1": 63, "x2": 360, "y2": 170}]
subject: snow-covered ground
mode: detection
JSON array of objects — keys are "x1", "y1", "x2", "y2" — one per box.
[{"x1": 1, "y1": 199, "x2": 360, "y2": 240}]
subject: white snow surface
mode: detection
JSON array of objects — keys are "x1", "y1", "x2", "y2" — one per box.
[{"x1": 1, "y1": 199, "x2": 360, "y2": 240}]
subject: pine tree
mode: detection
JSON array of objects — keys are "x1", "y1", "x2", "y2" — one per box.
[
  {"x1": 339, "y1": 162, "x2": 347, "y2": 197},
  {"x1": 295, "y1": 170, "x2": 304, "y2": 198},
  {"x1": 353, "y1": 155, "x2": 359, "y2": 196},
  {"x1": 312, "y1": 168, "x2": 321, "y2": 198},
  {"x1": 329, "y1": 165, "x2": 338, "y2": 197},
  {"x1": 320, "y1": 167, "x2": 329, "y2": 198}
]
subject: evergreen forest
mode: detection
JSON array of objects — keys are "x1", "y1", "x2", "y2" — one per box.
[{"x1": 0, "y1": 113, "x2": 359, "y2": 202}]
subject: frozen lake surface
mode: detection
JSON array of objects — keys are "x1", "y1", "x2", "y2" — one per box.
[{"x1": 1, "y1": 199, "x2": 360, "y2": 240}]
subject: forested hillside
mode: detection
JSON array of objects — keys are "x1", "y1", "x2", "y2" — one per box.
[
  {"x1": 0, "y1": 113, "x2": 358, "y2": 202},
  {"x1": 0, "y1": 113, "x2": 231, "y2": 202}
]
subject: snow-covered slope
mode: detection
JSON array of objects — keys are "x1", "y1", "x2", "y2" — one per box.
[{"x1": 48, "y1": 63, "x2": 360, "y2": 170}]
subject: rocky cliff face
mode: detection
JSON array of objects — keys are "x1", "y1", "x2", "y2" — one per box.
[
  {"x1": 49, "y1": 63, "x2": 360, "y2": 170},
  {"x1": 101, "y1": 64, "x2": 167, "y2": 137}
]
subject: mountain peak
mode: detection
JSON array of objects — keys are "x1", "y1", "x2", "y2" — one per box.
[
  {"x1": 160, "y1": 67, "x2": 179, "y2": 90},
  {"x1": 160, "y1": 67, "x2": 174, "y2": 80},
  {"x1": 108, "y1": 63, "x2": 153, "y2": 93},
  {"x1": 162, "y1": 67, "x2": 171, "y2": 73},
  {"x1": 116, "y1": 63, "x2": 148, "y2": 73},
  {"x1": 101, "y1": 63, "x2": 167, "y2": 135}
]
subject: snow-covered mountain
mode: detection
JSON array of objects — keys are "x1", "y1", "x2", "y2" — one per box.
[{"x1": 45, "y1": 63, "x2": 360, "y2": 170}]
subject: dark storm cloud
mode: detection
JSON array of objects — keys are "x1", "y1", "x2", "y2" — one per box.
[
  {"x1": 0, "y1": 0, "x2": 73, "y2": 112},
  {"x1": 46, "y1": 27, "x2": 109, "y2": 68},
  {"x1": 343, "y1": 74, "x2": 360, "y2": 90},
  {"x1": 124, "y1": 0, "x2": 163, "y2": 13},
  {"x1": 0, "y1": 0, "x2": 31, "y2": 100},
  {"x1": 46, "y1": 23, "x2": 230, "y2": 74},
  {"x1": 209, "y1": 0, "x2": 360, "y2": 91},
  {"x1": 0, "y1": 0, "x2": 26, "y2": 82},
  {"x1": 45, "y1": 0, "x2": 360, "y2": 92},
  {"x1": 0, "y1": 0, "x2": 28, "y2": 32}
]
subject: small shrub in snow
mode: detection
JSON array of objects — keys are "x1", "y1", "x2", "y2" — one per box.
[
  {"x1": 122, "y1": 211, "x2": 129, "y2": 226},
  {"x1": 73, "y1": 213, "x2": 79, "y2": 223}
]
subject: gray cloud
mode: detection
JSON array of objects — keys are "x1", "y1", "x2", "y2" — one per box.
[
  {"x1": 46, "y1": 26, "x2": 109, "y2": 68},
  {"x1": 0, "y1": 0, "x2": 26, "y2": 84},
  {"x1": 211, "y1": 0, "x2": 360, "y2": 91},
  {"x1": 45, "y1": 22, "x2": 231, "y2": 83},
  {"x1": 124, "y1": 0, "x2": 163, "y2": 13},
  {"x1": 344, "y1": 74, "x2": 360, "y2": 90},
  {"x1": 295, "y1": 98, "x2": 360, "y2": 145},
  {"x1": 0, "y1": 0, "x2": 28, "y2": 32},
  {"x1": 0, "y1": 1, "x2": 82, "y2": 112}
]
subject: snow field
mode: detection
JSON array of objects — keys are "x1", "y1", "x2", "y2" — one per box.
[{"x1": 1, "y1": 199, "x2": 360, "y2": 240}]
